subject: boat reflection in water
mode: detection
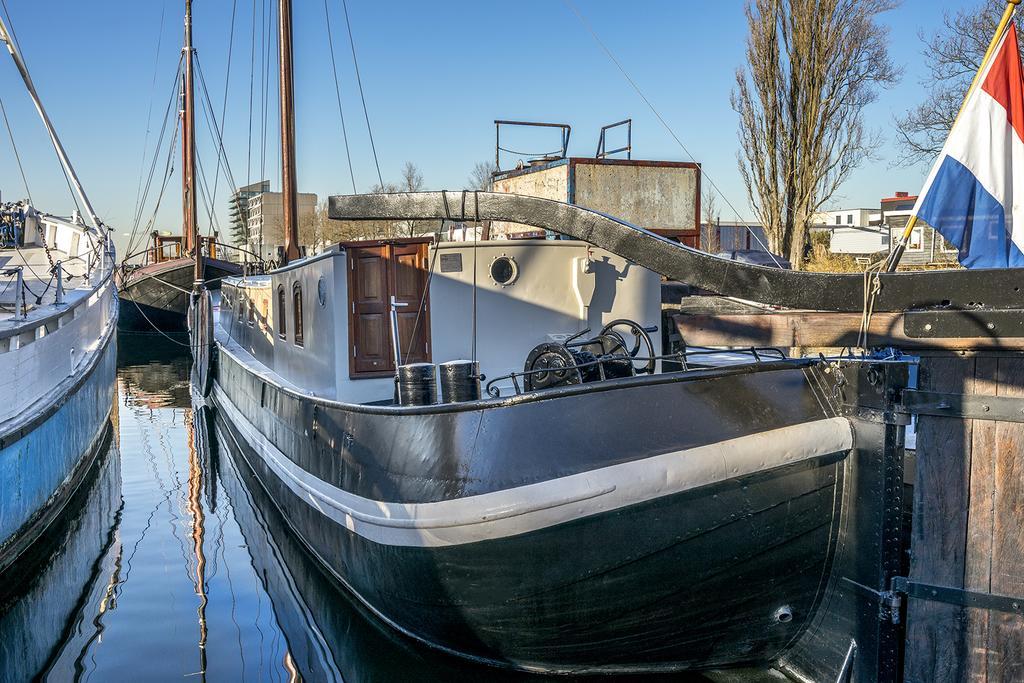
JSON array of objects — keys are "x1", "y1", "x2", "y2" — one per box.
[
  {"x1": 207, "y1": 405, "x2": 694, "y2": 682},
  {"x1": 0, "y1": 423, "x2": 123, "y2": 681}
]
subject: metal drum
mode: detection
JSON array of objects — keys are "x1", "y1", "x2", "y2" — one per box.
[
  {"x1": 439, "y1": 360, "x2": 481, "y2": 403},
  {"x1": 397, "y1": 363, "x2": 437, "y2": 406}
]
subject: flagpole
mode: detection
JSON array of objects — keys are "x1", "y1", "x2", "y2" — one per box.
[{"x1": 885, "y1": 0, "x2": 1021, "y2": 273}]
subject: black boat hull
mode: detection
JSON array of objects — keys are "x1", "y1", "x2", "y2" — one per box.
[
  {"x1": 117, "y1": 256, "x2": 240, "y2": 332},
  {"x1": 210, "y1": 344, "x2": 866, "y2": 674}
]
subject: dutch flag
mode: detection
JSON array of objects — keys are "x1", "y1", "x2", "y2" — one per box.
[{"x1": 915, "y1": 21, "x2": 1024, "y2": 268}]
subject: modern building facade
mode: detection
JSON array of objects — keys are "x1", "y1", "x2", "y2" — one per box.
[
  {"x1": 246, "y1": 190, "x2": 317, "y2": 262},
  {"x1": 229, "y1": 180, "x2": 270, "y2": 257}
]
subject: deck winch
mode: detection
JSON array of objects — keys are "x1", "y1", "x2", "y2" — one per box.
[{"x1": 523, "y1": 319, "x2": 656, "y2": 392}]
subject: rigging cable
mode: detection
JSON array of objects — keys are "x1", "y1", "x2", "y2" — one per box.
[
  {"x1": 562, "y1": 0, "x2": 781, "y2": 267},
  {"x1": 135, "y1": 120, "x2": 182, "y2": 255},
  {"x1": 128, "y1": 61, "x2": 184, "y2": 258},
  {"x1": 132, "y1": 1, "x2": 168, "y2": 230},
  {"x1": 209, "y1": 0, "x2": 239, "y2": 235},
  {"x1": 0, "y1": 0, "x2": 82, "y2": 220},
  {"x1": 246, "y1": 0, "x2": 257, "y2": 184},
  {"x1": 0, "y1": 96, "x2": 32, "y2": 204},
  {"x1": 194, "y1": 56, "x2": 241, "y2": 236},
  {"x1": 324, "y1": 0, "x2": 357, "y2": 193},
  {"x1": 340, "y1": 0, "x2": 384, "y2": 189},
  {"x1": 260, "y1": 0, "x2": 273, "y2": 185}
]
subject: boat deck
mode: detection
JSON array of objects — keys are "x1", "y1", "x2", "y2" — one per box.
[{"x1": 0, "y1": 244, "x2": 89, "y2": 323}]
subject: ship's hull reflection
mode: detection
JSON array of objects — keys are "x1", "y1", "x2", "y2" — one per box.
[
  {"x1": 208, "y1": 406, "x2": 583, "y2": 683},
  {"x1": 0, "y1": 425, "x2": 123, "y2": 681}
]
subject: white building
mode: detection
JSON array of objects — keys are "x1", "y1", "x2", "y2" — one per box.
[
  {"x1": 812, "y1": 207, "x2": 887, "y2": 256},
  {"x1": 247, "y1": 191, "x2": 317, "y2": 262}
]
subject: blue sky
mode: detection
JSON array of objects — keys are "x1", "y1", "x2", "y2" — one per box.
[{"x1": 0, "y1": 0, "x2": 984, "y2": 249}]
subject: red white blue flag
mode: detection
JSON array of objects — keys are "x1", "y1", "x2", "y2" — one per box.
[{"x1": 914, "y1": 22, "x2": 1024, "y2": 268}]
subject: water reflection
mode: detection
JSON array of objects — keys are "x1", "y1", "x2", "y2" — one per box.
[
  {"x1": 0, "y1": 335, "x2": 708, "y2": 681},
  {"x1": 0, "y1": 425, "x2": 122, "y2": 681}
]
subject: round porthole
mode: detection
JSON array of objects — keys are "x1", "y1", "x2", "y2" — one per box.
[
  {"x1": 317, "y1": 277, "x2": 328, "y2": 306},
  {"x1": 490, "y1": 255, "x2": 518, "y2": 286}
]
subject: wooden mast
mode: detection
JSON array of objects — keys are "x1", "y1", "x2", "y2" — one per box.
[
  {"x1": 278, "y1": 0, "x2": 300, "y2": 265},
  {"x1": 183, "y1": 0, "x2": 201, "y2": 280}
]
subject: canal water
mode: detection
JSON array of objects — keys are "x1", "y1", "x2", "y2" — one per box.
[{"x1": 0, "y1": 335, "x2": 702, "y2": 682}]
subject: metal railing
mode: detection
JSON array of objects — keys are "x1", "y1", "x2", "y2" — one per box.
[
  {"x1": 484, "y1": 345, "x2": 790, "y2": 398},
  {"x1": 494, "y1": 120, "x2": 572, "y2": 170},
  {"x1": 596, "y1": 119, "x2": 632, "y2": 159}
]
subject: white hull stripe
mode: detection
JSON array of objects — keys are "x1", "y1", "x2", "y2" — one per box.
[{"x1": 215, "y1": 385, "x2": 853, "y2": 548}]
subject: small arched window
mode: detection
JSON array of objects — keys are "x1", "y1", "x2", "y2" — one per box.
[
  {"x1": 292, "y1": 283, "x2": 304, "y2": 347},
  {"x1": 277, "y1": 285, "x2": 287, "y2": 340}
]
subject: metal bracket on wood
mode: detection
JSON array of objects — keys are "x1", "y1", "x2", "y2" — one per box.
[
  {"x1": 900, "y1": 389, "x2": 1024, "y2": 422},
  {"x1": 891, "y1": 576, "x2": 1024, "y2": 614}
]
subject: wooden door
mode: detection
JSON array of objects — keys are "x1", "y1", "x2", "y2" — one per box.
[
  {"x1": 347, "y1": 239, "x2": 431, "y2": 378},
  {"x1": 391, "y1": 241, "x2": 430, "y2": 365}
]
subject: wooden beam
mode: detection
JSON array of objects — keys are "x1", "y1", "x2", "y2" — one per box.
[{"x1": 669, "y1": 311, "x2": 1024, "y2": 351}]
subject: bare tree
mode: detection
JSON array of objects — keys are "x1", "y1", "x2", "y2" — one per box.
[
  {"x1": 468, "y1": 160, "x2": 498, "y2": 190},
  {"x1": 399, "y1": 162, "x2": 427, "y2": 237},
  {"x1": 702, "y1": 188, "x2": 720, "y2": 253},
  {"x1": 895, "y1": 3, "x2": 1019, "y2": 165},
  {"x1": 733, "y1": 0, "x2": 899, "y2": 269},
  {"x1": 400, "y1": 161, "x2": 424, "y2": 193}
]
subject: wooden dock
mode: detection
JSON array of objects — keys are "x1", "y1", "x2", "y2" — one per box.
[{"x1": 667, "y1": 300, "x2": 1024, "y2": 682}]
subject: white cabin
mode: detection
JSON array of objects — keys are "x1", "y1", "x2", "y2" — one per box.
[{"x1": 219, "y1": 239, "x2": 661, "y2": 403}]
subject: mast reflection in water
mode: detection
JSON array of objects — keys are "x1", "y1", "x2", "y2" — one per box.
[{"x1": 0, "y1": 336, "x2": 699, "y2": 681}]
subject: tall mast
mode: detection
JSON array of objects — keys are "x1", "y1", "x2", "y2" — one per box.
[
  {"x1": 0, "y1": 17, "x2": 101, "y2": 229},
  {"x1": 278, "y1": 0, "x2": 300, "y2": 264},
  {"x1": 183, "y1": 0, "x2": 201, "y2": 279}
]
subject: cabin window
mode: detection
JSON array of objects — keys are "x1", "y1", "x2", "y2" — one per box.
[
  {"x1": 238, "y1": 296, "x2": 245, "y2": 322},
  {"x1": 489, "y1": 255, "x2": 518, "y2": 286},
  {"x1": 292, "y1": 283, "x2": 304, "y2": 347},
  {"x1": 277, "y1": 285, "x2": 287, "y2": 339}
]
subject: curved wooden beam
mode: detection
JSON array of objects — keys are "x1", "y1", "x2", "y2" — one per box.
[{"x1": 328, "y1": 191, "x2": 1024, "y2": 313}]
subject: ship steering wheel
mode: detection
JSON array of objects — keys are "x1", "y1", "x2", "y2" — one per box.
[{"x1": 599, "y1": 319, "x2": 657, "y2": 375}]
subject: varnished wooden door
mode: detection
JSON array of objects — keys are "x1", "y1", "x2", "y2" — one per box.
[{"x1": 347, "y1": 239, "x2": 430, "y2": 378}]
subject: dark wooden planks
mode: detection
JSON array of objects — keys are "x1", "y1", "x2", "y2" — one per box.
[
  {"x1": 965, "y1": 357, "x2": 997, "y2": 683},
  {"x1": 905, "y1": 354, "x2": 974, "y2": 683},
  {"x1": 906, "y1": 354, "x2": 1024, "y2": 682},
  {"x1": 988, "y1": 358, "x2": 1024, "y2": 681}
]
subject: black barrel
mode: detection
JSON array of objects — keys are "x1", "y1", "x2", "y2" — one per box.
[
  {"x1": 397, "y1": 363, "x2": 437, "y2": 406},
  {"x1": 439, "y1": 360, "x2": 481, "y2": 403}
]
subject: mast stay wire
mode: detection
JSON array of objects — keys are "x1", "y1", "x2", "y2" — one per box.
[
  {"x1": 195, "y1": 150, "x2": 223, "y2": 236},
  {"x1": 562, "y1": 0, "x2": 782, "y2": 267},
  {"x1": 127, "y1": 61, "x2": 183, "y2": 258},
  {"x1": 246, "y1": 0, "x2": 257, "y2": 185},
  {"x1": 340, "y1": 0, "x2": 384, "y2": 189},
  {"x1": 209, "y1": 0, "x2": 238, "y2": 235},
  {"x1": 132, "y1": 1, "x2": 168, "y2": 231},
  {"x1": 0, "y1": 0, "x2": 82, "y2": 221},
  {"x1": 133, "y1": 120, "x2": 181, "y2": 259},
  {"x1": 194, "y1": 55, "x2": 241, "y2": 235},
  {"x1": 324, "y1": 0, "x2": 357, "y2": 194},
  {"x1": 260, "y1": 0, "x2": 273, "y2": 186},
  {"x1": 0, "y1": 96, "x2": 32, "y2": 204}
]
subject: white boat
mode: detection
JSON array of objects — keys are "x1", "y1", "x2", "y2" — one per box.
[{"x1": 0, "y1": 15, "x2": 118, "y2": 572}]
